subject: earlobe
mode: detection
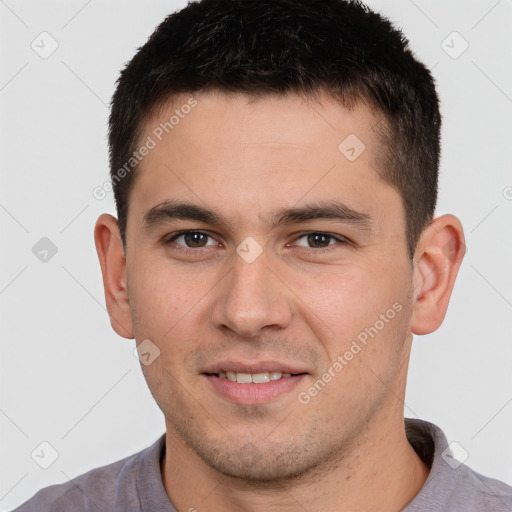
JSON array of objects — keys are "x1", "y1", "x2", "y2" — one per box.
[
  {"x1": 94, "y1": 214, "x2": 134, "y2": 339},
  {"x1": 410, "y1": 214, "x2": 465, "y2": 335}
]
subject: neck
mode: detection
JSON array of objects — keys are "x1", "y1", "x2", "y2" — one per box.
[{"x1": 161, "y1": 410, "x2": 430, "y2": 512}]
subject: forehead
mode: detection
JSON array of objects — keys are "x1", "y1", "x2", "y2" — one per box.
[
  {"x1": 144, "y1": 90, "x2": 381, "y2": 158},
  {"x1": 128, "y1": 90, "x2": 398, "y2": 232}
]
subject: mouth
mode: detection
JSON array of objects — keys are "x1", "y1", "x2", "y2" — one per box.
[
  {"x1": 206, "y1": 370, "x2": 299, "y2": 383},
  {"x1": 202, "y1": 363, "x2": 309, "y2": 404}
]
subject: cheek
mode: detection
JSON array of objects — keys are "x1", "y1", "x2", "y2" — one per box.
[
  {"x1": 128, "y1": 266, "x2": 203, "y2": 403},
  {"x1": 294, "y1": 262, "x2": 410, "y2": 355},
  {"x1": 129, "y1": 256, "x2": 200, "y2": 317},
  {"x1": 127, "y1": 261, "x2": 199, "y2": 351},
  {"x1": 303, "y1": 266, "x2": 383, "y2": 318}
]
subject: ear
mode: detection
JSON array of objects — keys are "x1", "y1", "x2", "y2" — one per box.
[
  {"x1": 94, "y1": 214, "x2": 134, "y2": 339},
  {"x1": 410, "y1": 214, "x2": 465, "y2": 335}
]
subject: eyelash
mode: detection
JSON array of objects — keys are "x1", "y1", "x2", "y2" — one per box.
[{"x1": 164, "y1": 230, "x2": 350, "y2": 252}]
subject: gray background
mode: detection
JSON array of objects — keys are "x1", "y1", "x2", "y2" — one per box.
[{"x1": 1, "y1": 1, "x2": 511, "y2": 509}]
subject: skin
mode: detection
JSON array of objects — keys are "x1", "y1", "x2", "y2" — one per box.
[{"x1": 95, "y1": 90, "x2": 465, "y2": 511}]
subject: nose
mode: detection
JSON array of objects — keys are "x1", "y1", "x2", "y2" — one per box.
[{"x1": 211, "y1": 249, "x2": 293, "y2": 339}]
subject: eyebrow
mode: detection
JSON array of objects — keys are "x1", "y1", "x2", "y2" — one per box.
[
  {"x1": 143, "y1": 200, "x2": 225, "y2": 229},
  {"x1": 269, "y1": 202, "x2": 373, "y2": 231},
  {"x1": 142, "y1": 199, "x2": 373, "y2": 233}
]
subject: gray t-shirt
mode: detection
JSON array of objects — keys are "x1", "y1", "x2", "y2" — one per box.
[{"x1": 12, "y1": 418, "x2": 512, "y2": 511}]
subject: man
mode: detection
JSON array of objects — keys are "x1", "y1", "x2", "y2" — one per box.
[{"x1": 13, "y1": 0, "x2": 512, "y2": 510}]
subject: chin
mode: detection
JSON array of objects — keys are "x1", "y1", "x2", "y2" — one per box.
[
  {"x1": 188, "y1": 434, "x2": 328, "y2": 483},
  {"x1": 207, "y1": 451, "x2": 316, "y2": 482}
]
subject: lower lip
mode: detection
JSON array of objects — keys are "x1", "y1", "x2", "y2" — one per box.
[{"x1": 204, "y1": 374, "x2": 307, "y2": 405}]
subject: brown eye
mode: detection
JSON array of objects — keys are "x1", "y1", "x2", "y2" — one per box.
[
  {"x1": 168, "y1": 231, "x2": 217, "y2": 248},
  {"x1": 292, "y1": 232, "x2": 349, "y2": 250},
  {"x1": 184, "y1": 232, "x2": 208, "y2": 247},
  {"x1": 306, "y1": 232, "x2": 332, "y2": 248}
]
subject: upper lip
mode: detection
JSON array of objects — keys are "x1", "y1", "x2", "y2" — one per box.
[{"x1": 202, "y1": 361, "x2": 309, "y2": 375}]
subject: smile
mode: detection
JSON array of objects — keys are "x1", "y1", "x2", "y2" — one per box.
[
  {"x1": 215, "y1": 371, "x2": 293, "y2": 383},
  {"x1": 203, "y1": 369, "x2": 308, "y2": 404}
]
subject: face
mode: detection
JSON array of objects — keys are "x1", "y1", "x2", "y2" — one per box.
[{"x1": 123, "y1": 91, "x2": 417, "y2": 480}]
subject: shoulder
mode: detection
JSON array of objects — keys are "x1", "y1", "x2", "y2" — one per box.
[
  {"x1": 450, "y1": 463, "x2": 512, "y2": 510},
  {"x1": 10, "y1": 436, "x2": 165, "y2": 512},
  {"x1": 11, "y1": 459, "x2": 128, "y2": 512},
  {"x1": 405, "y1": 418, "x2": 512, "y2": 511}
]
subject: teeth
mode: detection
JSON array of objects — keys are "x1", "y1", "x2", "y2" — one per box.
[
  {"x1": 217, "y1": 371, "x2": 293, "y2": 383},
  {"x1": 236, "y1": 373, "x2": 252, "y2": 383},
  {"x1": 252, "y1": 372, "x2": 270, "y2": 383}
]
